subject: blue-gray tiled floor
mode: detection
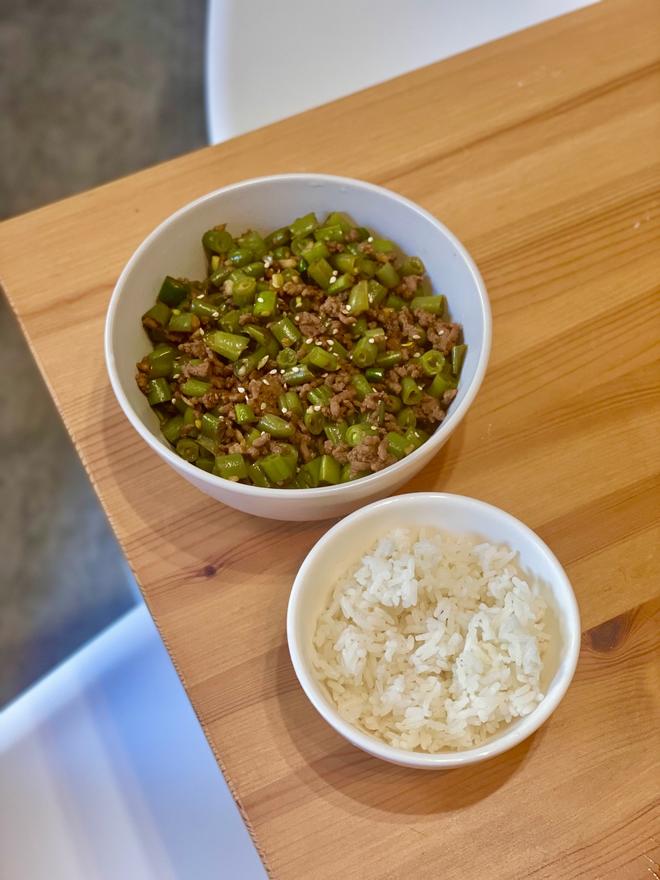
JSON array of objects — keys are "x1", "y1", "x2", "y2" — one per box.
[{"x1": 0, "y1": 0, "x2": 207, "y2": 704}]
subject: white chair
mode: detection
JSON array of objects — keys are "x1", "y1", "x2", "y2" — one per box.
[
  {"x1": 0, "y1": 605, "x2": 266, "y2": 880},
  {"x1": 206, "y1": 0, "x2": 598, "y2": 143}
]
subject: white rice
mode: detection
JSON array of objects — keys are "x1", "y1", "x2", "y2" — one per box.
[{"x1": 312, "y1": 528, "x2": 550, "y2": 752}]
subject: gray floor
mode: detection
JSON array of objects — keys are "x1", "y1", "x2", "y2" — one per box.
[{"x1": 0, "y1": 0, "x2": 207, "y2": 705}]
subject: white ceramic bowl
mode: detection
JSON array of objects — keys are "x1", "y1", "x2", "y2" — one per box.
[
  {"x1": 105, "y1": 174, "x2": 491, "y2": 521},
  {"x1": 287, "y1": 493, "x2": 581, "y2": 769}
]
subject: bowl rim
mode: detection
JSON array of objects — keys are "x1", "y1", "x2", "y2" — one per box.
[
  {"x1": 104, "y1": 173, "x2": 492, "y2": 500},
  {"x1": 286, "y1": 492, "x2": 581, "y2": 769}
]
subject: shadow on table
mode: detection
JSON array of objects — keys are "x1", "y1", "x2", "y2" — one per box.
[{"x1": 269, "y1": 635, "x2": 541, "y2": 822}]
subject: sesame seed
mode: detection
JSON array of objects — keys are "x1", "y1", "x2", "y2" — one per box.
[
  {"x1": 237, "y1": 386, "x2": 245, "y2": 393},
  {"x1": 269, "y1": 368, "x2": 277, "y2": 375},
  {"x1": 345, "y1": 305, "x2": 352, "y2": 312},
  {"x1": 367, "y1": 236, "x2": 373, "y2": 243},
  {"x1": 170, "y1": 398, "x2": 177, "y2": 404},
  {"x1": 332, "y1": 328, "x2": 338, "y2": 335},
  {"x1": 238, "y1": 367, "x2": 247, "y2": 377},
  {"x1": 199, "y1": 329, "x2": 205, "y2": 336},
  {"x1": 196, "y1": 293, "x2": 204, "y2": 299},
  {"x1": 260, "y1": 403, "x2": 267, "y2": 410},
  {"x1": 263, "y1": 379, "x2": 270, "y2": 386},
  {"x1": 294, "y1": 315, "x2": 300, "y2": 322},
  {"x1": 368, "y1": 338, "x2": 375, "y2": 344},
  {"x1": 212, "y1": 311, "x2": 219, "y2": 318},
  {"x1": 258, "y1": 356, "x2": 269, "y2": 369},
  {"x1": 172, "y1": 373, "x2": 180, "y2": 379},
  {"x1": 412, "y1": 334, "x2": 421, "y2": 340},
  {"x1": 194, "y1": 419, "x2": 202, "y2": 429},
  {"x1": 172, "y1": 308, "x2": 181, "y2": 315},
  {"x1": 279, "y1": 369, "x2": 285, "y2": 374},
  {"x1": 313, "y1": 405, "x2": 321, "y2": 412},
  {"x1": 305, "y1": 337, "x2": 313, "y2": 344},
  {"x1": 281, "y1": 407, "x2": 288, "y2": 414}
]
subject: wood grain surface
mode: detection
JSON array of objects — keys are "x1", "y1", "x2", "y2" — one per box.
[{"x1": 1, "y1": 0, "x2": 659, "y2": 876}]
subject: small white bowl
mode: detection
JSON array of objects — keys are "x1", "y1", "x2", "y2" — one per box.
[
  {"x1": 105, "y1": 174, "x2": 491, "y2": 521},
  {"x1": 287, "y1": 493, "x2": 581, "y2": 769}
]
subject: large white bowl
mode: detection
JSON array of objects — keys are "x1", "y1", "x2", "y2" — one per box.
[
  {"x1": 105, "y1": 174, "x2": 491, "y2": 521},
  {"x1": 287, "y1": 493, "x2": 581, "y2": 769}
]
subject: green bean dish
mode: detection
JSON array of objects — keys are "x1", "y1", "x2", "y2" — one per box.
[{"x1": 136, "y1": 212, "x2": 466, "y2": 488}]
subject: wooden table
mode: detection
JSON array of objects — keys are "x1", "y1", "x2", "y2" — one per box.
[{"x1": 2, "y1": 0, "x2": 659, "y2": 876}]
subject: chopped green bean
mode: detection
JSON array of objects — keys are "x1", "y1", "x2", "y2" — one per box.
[
  {"x1": 201, "y1": 412, "x2": 224, "y2": 439},
  {"x1": 265, "y1": 226, "x2": 291, "y2": 248},
  {"x1": 248, "y1": 462, "x2": 274, "y2": 488},
  {"x1": 351, "y1": 373, "x2": 373, "y2": 400},
  {"x1": 401, "y1": 377, "x2": 423, "y2": 405},
  {"x1": 318, "y1": 454, "x2": 341, "y2": 484},
  {"x1": 278, "y1": 390, "x2": 303, "y2": 416},
  {"x1": 428, "y1": 371, "x2": 457, "y2": 398},
  {"x1": 168, "y1": 312, "x2": 200, "y2": 333},
  {"x1": 147, "y1": 378, "x2": 172, "y2": 405},
  {"x1": 345, "y1": 423, "x2": 377, "y2": 447},
  {"x1": 289, "y1": 212, "x2": 318, "y2": 238},
  {"x1": 451, "y1": 344, "x2": 467, "y2": 376},
  {"x1": 348, "y1": 280, "x2": 369, "y2": 315},
  {"x1": 307, "y1": 258, "x2": 334, "y2": 290},
  {"x1": 323, "y1": 421, "x2": 347, "y2": 445},
  {"x1": 375, "y1": 262, "x2": 400, "y2": 288},
  {"x1": 351, "y1": 335, "x2": 378, "y2": 368},
  {"x1": 253, "y1": 288, "x2": 277, "y2": 317},
  {"x1": 158, "y1": 276, "x2": 189, "y2": 307},
  {"x1": 307, "y1": 385, "x2": 332, "y2": 406},
  {"x1": 376, "y1": 350, "x2": 402, "y2": 369},
  {"x1": 303, "y1": 241, "x2": 330, "y2": 263},
  {"x1": 271, "y1": 316, "x2": 302, "y2": 348},
  {"x1": 400, "y1": 256, "x2": 425, "y2": 276},
  {"x1": 203, "y1": 228, "x2": 234, "y2": 255},
  {"x1": 276, "y1": 347, "x2": 298, "y2": 368},
  {"x1": 385, "y1": 294, "x2": 405, "y2": 310},
  {"x1": 387, "y1": 431, "x2": 415, "y2": 459},
  {"x1": 304, "y1": 346, "x2": 339, "y2": 372},
  {"x1": 142, "y1": 301, "x2": 172, "y2": 327},
  {"x1": 397, "y1": 407, "x2": 417, "y2": 430},
  {"x1": 282, "y1": 364, "x2": 314, "y2": 386},
  {"x1": 257, "y1": 413, "x2": 294, "y2": 438},
  {"x1": 420, "y1": 349, "x2": 446, "y2": 376},
  {"x1": 191, "y1": 298, "x2": 221, "y2": 321},
  {"x1": 234, "y1": 345, "x2": 270, "y2": 378},
  {"x1": 327, "y1": 273, "x2": 353, "y2": 295},
  {"x1": 410, "y1": 295, "x2": 445, "y2": 314},
  {"x1": 364, "y1": 366, "x2": 385, "y2": 383},
  {"x1": 314, "y1": 224, "x2": 344, "y2": 243},
  {"x1": 260, "y1": 452, "x2": 296, "y2": 484},
  {"x1": 162, "y1": 415, "x2": 183, "y2": 443},
  {"x1": 176, "y1": 438, "x2": 200, "y2": 462},
  {"x1": 180, "y1": 378, "x2": 210, "y2": 398},
  {"x1": 146, "y1": 344, "x2": 176, "y2": 378},
  {"x1": 234, "y1": 403, "x2": 255, "y2": 424},
  {"x1": 214, "y1": 453, "x2": 248, "y2": 480},
  {"x1": 206, "y1": 330, "x2": 250, "y2": 362},
  {"x1": 226, "y1": 247, "x2": 253, "y2": 268},
  {"x1": 367, "y1": 279, "x2": 387, "y2": 306},
  {"x1": 304, "y1": 409, "x2": 325, "y2": 434}
]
